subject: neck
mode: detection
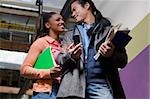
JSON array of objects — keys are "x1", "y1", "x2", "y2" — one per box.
[
  {"x1": 84, "y1": 12, "x2": 95, "y2": 25},
  {"x1": 49, "y1": 30, "x2": 59, "y2": 42}
]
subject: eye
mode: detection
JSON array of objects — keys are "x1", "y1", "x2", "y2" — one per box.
[
  {"x1": 73, "y1": 8, "x2": 75, "y2": 12},
  {"x1": 71, "y1": 8, "x2": 75, "y2": 13},
  {"x1": 56, "y1": 18, "x2": 61, "y2": 21}
]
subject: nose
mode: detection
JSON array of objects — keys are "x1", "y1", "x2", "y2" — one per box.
[
  {"x1": 61, "y1": 20, "x2": 64, "y2": 24},
  {"x1": 60, "y1": 19, "x2": 65, "y2": 26},
  {"x1": 71, "y1": 12, "x2": 75, "y2": 18}
]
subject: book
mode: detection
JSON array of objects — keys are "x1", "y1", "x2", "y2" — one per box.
[
  {"x1": 94, "y1": 24, "x2": 132, "y2": 60},
  {"x1": 111, "y1": 30, "x2": 132, "y2": 49},
  {"x1": 105, "y1": 24, "x2": 132, "y2": 49},
  {"x1": 34, "y1": 47, "x2": 56, "y2": 69}
]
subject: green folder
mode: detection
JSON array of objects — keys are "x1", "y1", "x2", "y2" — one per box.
[{"x1": 34, "y1": 47, "x2": 56, "y2": 69}]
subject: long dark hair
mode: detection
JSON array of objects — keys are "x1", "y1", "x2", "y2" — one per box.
[
  {"x1": 71, "y1": 0, "x2": 111, "y2": 26},
  {"x1": 36, "y1": 12, "x2": 57, "y2": 39}
]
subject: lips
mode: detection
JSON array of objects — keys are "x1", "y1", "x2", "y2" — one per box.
[
  {"x1": 59, "y1": 24, "x2": 65, "y2": 30},
  {"x1": 60, "y1": 26, "x2": 65, "y2": 29},
  {"x1": 74, "y1": 15, "x2": 78, "y2": 20}
]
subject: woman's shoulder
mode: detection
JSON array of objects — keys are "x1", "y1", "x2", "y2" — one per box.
[
  {"x1": 34, "y1": 36, "x2": 48, "y2": 43},
  {"x1": 30, "y1": 36, "x2": 48, "y2": 49}
]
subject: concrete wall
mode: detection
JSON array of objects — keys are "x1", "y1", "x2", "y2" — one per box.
[{"x1": 94, "y1": 0, "x2": 149, "y2": 29}]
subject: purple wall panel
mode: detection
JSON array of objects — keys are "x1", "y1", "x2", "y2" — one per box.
[{"x1": 120, "y1": 45, "x2": 149, "y2": 99}]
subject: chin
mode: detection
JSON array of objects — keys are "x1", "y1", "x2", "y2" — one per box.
[
  {"x1": 76, "y1": 18, "x2": 83, "y2": 23},
  {"x1": 60, "y1": 29, "x2": 65, "y2": 32},
  {"x1": 76, "y1": 19, "x2": 80, "y2": 22}
]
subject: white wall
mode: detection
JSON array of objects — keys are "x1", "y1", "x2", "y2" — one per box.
[
  {"x1": 0, "y1": 50, "x2": 27, "y2": 65},
  {"x1": 94, "y1": 0, "x2": 149, "y2": 29}
]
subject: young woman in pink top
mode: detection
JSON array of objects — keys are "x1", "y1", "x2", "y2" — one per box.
[{"x1": 20, "y1": 12, "x2": 65, "y2": 99}]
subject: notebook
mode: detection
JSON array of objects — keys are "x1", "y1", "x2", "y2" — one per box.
[{"x1": 34, "y1": 47, "x2": 56, "y2": 69}]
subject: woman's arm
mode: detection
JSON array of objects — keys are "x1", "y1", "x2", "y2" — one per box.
[{"x1": 20, "y1": 40, "x2": 52, "y2": 79}]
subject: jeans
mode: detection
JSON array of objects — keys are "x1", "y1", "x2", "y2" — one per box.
[
  {"x1": 86, "y1": 82, "x2": 113, "y2": 99},
  {"x1": 31, "y1": 83, "x2": 59, "y2": 99}
]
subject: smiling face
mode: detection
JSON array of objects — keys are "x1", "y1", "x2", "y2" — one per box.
[
  {"x1": 71, "y1": 1, "x2": 89, "y2": 23},
  {"x1": 45, "y1": 13, "x2": 65, "y2": 34}
]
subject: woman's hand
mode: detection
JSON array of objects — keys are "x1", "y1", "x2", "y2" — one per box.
[
  {"x1": 38, "y1": 65, "x2": 61, "y2": 79},
  {"x1": 67, "y1": 43, "x2": 82, "y2": 59},
  {"x1": 98, "y1": 41, "x2": 115, "y2": 57},
  {"x1": 50, "y1": 65, "x2": 62, "y2": 78}
]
